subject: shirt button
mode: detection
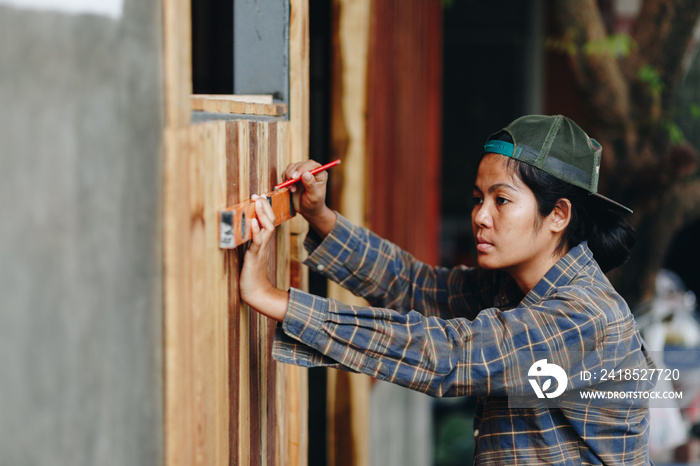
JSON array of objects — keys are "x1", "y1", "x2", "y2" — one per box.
[
  {"x1": 473, "y1": 429, "x2": 479, "y2": 437},
  {"x1": 316, "y1": 264, "x2": 325, "y2": 271}
]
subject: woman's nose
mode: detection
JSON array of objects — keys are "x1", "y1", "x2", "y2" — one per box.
[{"x1": 473, "y1": 204, "x2": 492, "y2": 228}]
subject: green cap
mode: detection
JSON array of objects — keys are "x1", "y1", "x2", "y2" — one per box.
[{"x1": 484, "y1": 114, "x2": 632, "y2": 214}]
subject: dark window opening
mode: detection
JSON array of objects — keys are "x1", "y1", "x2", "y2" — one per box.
[
  {"x1": 191, "y1": 0, "x2": 234, "y2": 94},
  {"x1": 191, "y1": 0, "x2": 289, "y2": 105}
]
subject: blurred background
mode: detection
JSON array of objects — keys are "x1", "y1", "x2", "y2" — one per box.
[
  {"x1": 3, "y1": 0, "x2": 700, "y2": 464},
  {"x1": 301, "y1": 1, "x2": 700, "y2": 463}
]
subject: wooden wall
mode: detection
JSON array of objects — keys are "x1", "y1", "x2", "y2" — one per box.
[
  {"x1": 162, "y1": 1, "x2": 309, "y2": 465},
  {"x1": 162, "y1": 0, "x2": 442, "y2": 463},
  {"x1": 325, "y1": 0, "x2": 443, "y2": 464},
  {"x1": 366, "y1": 0, "x2": 443, "y2": 265},
  {"x1": 326, "y1": 1, "x2": 373, "y2": 465},
  {"x1": 164, "y1": 120, "x2": 307, "y2": 465}
]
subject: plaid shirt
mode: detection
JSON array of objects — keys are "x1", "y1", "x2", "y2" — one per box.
[{"x1": 272, "y1": 214, "x2": 656, "y2": 465}]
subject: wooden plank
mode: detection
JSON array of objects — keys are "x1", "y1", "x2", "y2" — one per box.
[
  {"x1": 256, "y1": 120, "x2": 271, "y2": 466},
  {"x1": 289, "y1": 0, "x2": 310, "y2": 166},
  {"x1": 266, "y1": 123, "x2": 279, "y2": 466},
  {"x1": 327, "y1": 1, "x2": 372, "y2": 465},
  {"x1": 206, "y1": 122, "x2": 230, "y2": 466},
  {"x1": 274, "y1": 126, "x2": 290, "y2": 466},
  {"x1": 163, "y1": 0, "x2": 192, "y2": 128},
  {"x1": 247, "y1": 121, "x2": 263, "y2": 466},
  {"x1": 273, "y1": 120, "x2": 310, "y2": 466},
  {"x1": 164, "y1": 121, "x2": 231, "y2": 466},
  {"x1": 188, "y1": 121, "x2": 229, "y2": 465},
  {"x1": 274, "y1": 122, "x2": 292, "y2": 299},
  {"x1": 288, "y1": 0, "x2": 311, "y2": 311},
  {"x1": 327, "y1": 370, "x2": 372, "y2": 466},
  {"x1": 225, "y1": 122, "x2": 241, "y2": 466},
  {"x1": 366, "y1": 0, "x2": 442, "y2": 265},
  {"x1": 191, "y1": 94, "x2": 287, "y2": 116},
  {"x1": 236, "y1": 121, "x2": 252, "y2": 466},
  {"x1": 164, "y1": 126, "x2": 195, "y2": 466},
  {"x1": 199, "y1": 94, "x2": 275, "y2": 104},
  {"x1": 275, "y1": 362, "x2": 305, "y2": 466},
  {"x1": 189, "y1": 123, "x2": 208, "y2": 465},
  {"x1": 288, "y1": 0, "x2": 311, "y2": 366}
]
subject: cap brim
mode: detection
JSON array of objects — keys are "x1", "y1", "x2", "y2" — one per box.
[{"x1": 590, "y1": 193, "x2": 633, "y2": 214}]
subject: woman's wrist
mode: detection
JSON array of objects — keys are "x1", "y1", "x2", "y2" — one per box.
[
  {"x1": 307, "y1": 206, "x2": 337, "y2": 239},
  {"x1": 246, "y1": 286, "x2": 290, "y2": 322}
]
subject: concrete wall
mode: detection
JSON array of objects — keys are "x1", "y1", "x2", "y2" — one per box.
[
  {"x1": 0, "y1": 1, "x2": 164, "y2": 464},
  {"x1": 371, "y1": 381, "x2": 432, "y2": 466},
  {"x1": 234, "y1": 0, "x2": 289, "y2": 103}
]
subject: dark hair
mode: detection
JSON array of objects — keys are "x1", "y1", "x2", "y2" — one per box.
[{"x1": 487, "y1": 134, "x2": 636, "y2": 273}]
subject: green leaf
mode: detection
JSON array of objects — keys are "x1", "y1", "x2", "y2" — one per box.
[
  {"x1": 690, "y1": 103, "x2": 700, "y2": 120},
  {"x1": 583, "y1": 33, "x2": 635, "y2": 58},
  {"x1": 545, "y1": 29, "x2": 579, "y2": 57},
  {"x1": 665, "y1": 120, "x2": 686, "y2": 145},
  {"x1": 637, "y1": 65, "x2": 665, "y2": 97}
]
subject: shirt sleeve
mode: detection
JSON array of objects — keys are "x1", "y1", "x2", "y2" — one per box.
[
  {"x1": 302, "y1": 213, "x2": 508, "y2": 321},
  {"x1": 272, "y1": 286, "x2": 610, "y2": 398}
]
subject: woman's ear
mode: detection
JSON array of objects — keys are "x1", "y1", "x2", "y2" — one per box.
[{"x1": 550, "y1": 199, "x2": 572, "y2": 233}]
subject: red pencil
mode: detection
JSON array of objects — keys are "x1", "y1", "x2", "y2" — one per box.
[{"x1": 274, "y1": 159, "x2": 341, "y2": 190}]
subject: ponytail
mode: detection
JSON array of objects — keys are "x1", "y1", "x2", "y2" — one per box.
[{"x1": 586, "y1": 207, "x2": 636, "y2": 273}]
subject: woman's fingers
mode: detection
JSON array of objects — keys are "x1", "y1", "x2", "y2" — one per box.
[
  {"x1": 281, "y1": 160, "x2": 330, "y2": 223},
  {"x1": 249, "y1": 217, "x2": 262, "y2": 252},
  {"x1": 255, "y1": 197, "x2": 276, "y2": 230},
  {"x1": 284, "y1": 161, "x2": 321, "y2": 182},
  {"x1": 284, "y1": 163, "x2": 303, "y2": 193},
  {"x1": 284, "y1": 160, "x2": 325, "y2": 194},
  {"x1": 246, "y1": 195, "x2": 277, "y2": 254},
  {"x1": 300, "y1": 170, "x2": 327, "y2": 200},
  {"x1": 284, "y1": 162, "x2": 304, "y2": 181}
]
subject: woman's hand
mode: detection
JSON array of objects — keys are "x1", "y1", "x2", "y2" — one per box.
[
  {"x1": 239, "y1": 195, "x2": 289, "y2": 322},
  {"x1": 283, "y1": 160, "x2": 337, "y2": 238}
]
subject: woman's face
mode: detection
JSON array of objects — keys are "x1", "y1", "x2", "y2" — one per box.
[{"x1": 471, "y1": 154, "x2": 560, "y2": 281}]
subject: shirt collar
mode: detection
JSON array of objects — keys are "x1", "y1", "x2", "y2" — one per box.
[{"x1": 519, "y1": 241, "x2": 595, "y2": 307}]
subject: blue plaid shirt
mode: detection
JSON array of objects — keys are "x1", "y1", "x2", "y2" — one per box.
[{"x1": 272, "y1": 214, "x2": 656, "y2": 465}]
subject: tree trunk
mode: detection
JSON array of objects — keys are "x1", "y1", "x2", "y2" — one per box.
[{"x1": 549, "y1": 0, "x2": 700, "y2": 306}]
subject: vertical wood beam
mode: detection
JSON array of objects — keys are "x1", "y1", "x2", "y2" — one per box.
[
  {"x1": 164, "y1": 1, "x2": 310, "y2": 465},
  {"x1": 164, "y1": 126, "x2": 193, "y2": 466},
  {"x1": 289, "y1": 0, "x2": 310, "y2": 166},
  {"x1": 163, "y1": 0, "x2": 192, "y2": 128},
  {"x1": 327, "y1": 1, "x2": 372, "y2": 466},
  {"x1": 364, "y1": 3, "x2": 443, "y2": 465},
  {"x1": 164, "y1": 121, "x2": 229, "y2": 465},
  {"x1": 236, "y1": 122, "x2": 252, "y2": 466},
  {"x1": 289, "y1": 0, "x2": 312, "y2": 269},
  {"x1": 286, "y1": 3, "x2": 311, "y2": 466},
  {"x1": 366, "y1": 0, "x2": 442, "y2": 264},
  {"x1": 224, "y1": 122, "x2": 241, "y2": 466},
  {"x1": 162, "y1": 1, "x2": 195, "y2": 459}
]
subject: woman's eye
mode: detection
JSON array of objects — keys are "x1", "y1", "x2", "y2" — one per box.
[
  {"x1": 496, "y1": 196, "x2": 510, "y2": 205},
  {"x1": 472, "y1": 196, "x2": 483, "y2": 206}
]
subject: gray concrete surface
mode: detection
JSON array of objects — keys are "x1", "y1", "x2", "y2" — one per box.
[
  {"x1": 371, "y1": 381, "x2": 433, "y2": 466},
  {"x1": 234, "y1": 0, "x2": 289, "y2": 104},
  {"x1": 0, "y1": 1, "x2": 164, "y2": 464}
]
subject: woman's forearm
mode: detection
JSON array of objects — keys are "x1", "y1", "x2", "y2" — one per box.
[
  {"x1": 245, "y1": 286, "x2": 290, "y2": 322},
  {"x1": 306, "y1": 205, "x2": 338, "y2": 239}
]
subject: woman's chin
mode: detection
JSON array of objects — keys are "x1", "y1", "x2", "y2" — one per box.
[{"x1": 476, "y1": 255, "x2": 500, "y2": 270}]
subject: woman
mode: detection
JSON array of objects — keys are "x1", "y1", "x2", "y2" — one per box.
[{"x1": 240, "y1": 115, "x2": 656, "y2": 465}]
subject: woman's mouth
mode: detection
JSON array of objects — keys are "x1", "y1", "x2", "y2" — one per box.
[{"x1": 476, "y1": 238, "x2": 493, "y2": 253}]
